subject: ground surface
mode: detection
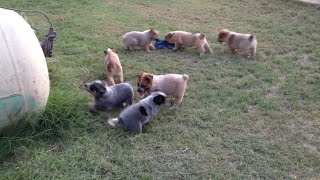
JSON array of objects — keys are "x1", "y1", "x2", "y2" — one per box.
[{"x1": 0, "y1": 0, "x2": 319, "y2": 179}]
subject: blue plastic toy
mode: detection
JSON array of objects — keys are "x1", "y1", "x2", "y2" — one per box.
[{"x1": 154, "y1": 38, "x2": 175, "y2": 49}]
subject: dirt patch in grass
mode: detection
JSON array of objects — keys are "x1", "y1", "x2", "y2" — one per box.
[
  {"x1": 267, "y1": 76, "x2": 286, "y2": 98},
  {"x1": 298, "y1": 53, "x2": 313, "y2": 65}
]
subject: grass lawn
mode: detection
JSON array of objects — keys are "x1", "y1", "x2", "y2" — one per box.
[{"x1": 0, "y1": 0, "x2": 319, "y2": 179}]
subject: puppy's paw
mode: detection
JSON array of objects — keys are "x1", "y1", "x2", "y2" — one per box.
[
  {"x1": 149, "y1": 44, "x2": 156, "y2": 50},
  {"x1": 164, "y1": 100, "x2": 174, "y2": 109},
  {"x1": 89, "y1": 109, "x2": 100, "y2": 115},
  {"x1": 107, "y1": 118, "x2": 119, "y2": 127},
  {"x1": 125, "y1": 47, "x2": 133, "y2": 51},
  {"x1": 169, "y1": 105, "x2": 177, "y2": 110},
  {"x1": 88, "y1": 102, "x2": 94, "y2": 109},
  {"x1": 88, "y1": 102, "x2": 100, "y2": 114}
]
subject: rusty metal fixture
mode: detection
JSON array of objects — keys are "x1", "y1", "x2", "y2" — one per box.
[
  {"x1": 0, "y1": 6, "x2": 56, "y2": 57},
  {"x1": 41, "y1": 27, "x2": 56, "y2": 57}
]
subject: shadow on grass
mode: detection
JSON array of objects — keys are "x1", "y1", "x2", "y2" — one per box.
[
  {"x1": 0, "y1": 113, "x2": 54, "y2": 162},
  {"x1": 0, "y1": 93, "x2": 93, "y2": 162}
]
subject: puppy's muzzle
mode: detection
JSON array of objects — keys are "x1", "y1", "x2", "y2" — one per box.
[
  {"x1": 84, "y1": 83, "x2": 91, "y2": 92},
  {"x1": 218, "y1": 39, "x2": 223, "y2": 43},
  {"x1": 137, "y1": 84, "x2": 148, "y2": 97},
  {"x1": 137, "y1": 87, "x2": 145, "y2": 94}
]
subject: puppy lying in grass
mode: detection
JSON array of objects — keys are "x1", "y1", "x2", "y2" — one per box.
[
  {"x1": 108, "y1": 91, "x2": 166, "y2": 134},
  {"x1": 218, "y1": 28, "x2": 257, "y2": 58},
  {"x1": 103, "y1": 48, "x2": 123, "y2": 85},
  {"x1": 84, "y1": 80, "x2": 133, "y2": 112},
  {"x1": 165, "y1": 31, "x2": 213, "y2": 57},
  {"x1": 137, "y1": 72, "x2": 189, "y2": 106},
  {"x1": 122, "y1": 28, "x2": 159, "y2": 52}
]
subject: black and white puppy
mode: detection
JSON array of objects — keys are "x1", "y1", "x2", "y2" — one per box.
[
  {"x1": 84, "y1": 80, "x2": 134, "y2": 112},
  {"x1": 108, "y1": 91, "x2": 166, "y2": 134}
]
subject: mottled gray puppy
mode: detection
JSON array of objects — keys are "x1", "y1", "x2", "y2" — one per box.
[
  {"x1": 84, "y1": 80, "x2": 134, "y2": 112},
  {"x1": 108, "y1": 91, "x2": 167, "y2": 134}
]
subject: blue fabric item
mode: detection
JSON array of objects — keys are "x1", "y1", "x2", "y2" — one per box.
[{"x1": 154, "y1": 38, "x2": 175, "y2": 49}]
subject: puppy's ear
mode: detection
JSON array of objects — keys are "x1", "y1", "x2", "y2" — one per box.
[
  {"x1": 112, "y1": 49, "x2": 118, "y2": 54},
  {"x1": 153, "y1": 95, "x2": 166, "y2": 105},
  {"x1": 248, "y1": 35, "x2": 255, "y2": 42},
  {"x1": 139, "y1": 106, "x2": 148, "y2": 116},
  {"x1": 150, "y1": 28, "x2": 158, "y2": 36},
  {"x1": 165, "y1": 32, "x2": 172, "y2": 38},
  {"x1": 104, "y1": 50, "x2": 107, "y2": 55},
  {"x1": 144, "y1": 74, "x2": 153, "y2": 82},
  {"x1": 92, "y1": 83, "x2": 106, "y2": 96},
  {"x1": 137, "y1": 72, "x2": 144, "y2": 79},
  {"x1": 199, "y1": 33, "x2": 206, "y2": 39}
]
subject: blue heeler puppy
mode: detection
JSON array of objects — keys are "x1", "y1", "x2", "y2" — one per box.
[
  {"x1": 84, "y1": 80, "x2": 134, "y2": 112},
  {"x1": 108, "y1": 91, "x2": 166, "y2": 134}
]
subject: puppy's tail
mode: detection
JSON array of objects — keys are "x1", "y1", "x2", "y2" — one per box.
[
  {"x1": 182, "y1": 74, "x2": 189, "y2": 81},
  {"x1": 249, "y1": 35, "x2": 256, "y2": 42},
  {"x1": 199, "y1": 33, "x2": 206, "y2": 40},
  {"x1": 108, "y1": 118, "x2": 119, "y2": 127}
]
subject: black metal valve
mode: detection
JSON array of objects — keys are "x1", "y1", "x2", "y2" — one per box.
[
  {"x1": 41, "y1": 27, "x2": 56, "y2": 57},
  {"x1": 0, "y1": 6, "x2": 57, "y2": 58}
]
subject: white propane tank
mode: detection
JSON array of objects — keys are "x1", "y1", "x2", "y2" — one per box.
[{"x1": 0, "y1": 8, "x2": 50, "y2": 128}]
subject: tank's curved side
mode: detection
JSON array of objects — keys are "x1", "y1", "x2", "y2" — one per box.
[{"x1": 0, "y1": 8, "x2": 50, "y2": 128}]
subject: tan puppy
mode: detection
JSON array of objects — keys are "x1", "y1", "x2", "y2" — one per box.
[
  {"x1": 218, "y1": 28, "x2": 257, "y2": 58},
  {"x1": 103, "y1": 48, "x2": 123, "y2": 85},
  {"x1": 122, "y1": 29, "x2": 159, "y2": 52},
  {"x1": 164, "y1": 31, "x2": 213, "y2": 57},
  {"x1": 137, "y1": 72, "x2": 189, "y2": 106}
]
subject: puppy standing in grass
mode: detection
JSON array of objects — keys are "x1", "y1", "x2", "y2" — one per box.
[
  {"x1": 108, "y1": 91, "x2": 167, "y2": 134},
  {"x1": 84, "y1": 80, "x2": 134, "y2": 112},
  {"x1": 218, "y1": 28, "x2": 257, "y2": 58},
  {"x1": 104, "y1": 48, "x2": 123, "y2": 85},
  {"x1": 164, "y1": 31, "x2": 213, "y2": 57},
  {"x1": 122, "y1": 28, "x2": 159, "y2": 52},
  {"x1": 137, "y1": 72, "x2": 189, "y2": 106}
]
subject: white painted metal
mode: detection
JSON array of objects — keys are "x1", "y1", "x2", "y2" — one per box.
[{"x1": 0, "y1": 8, "x2": 50, "y2": 128}]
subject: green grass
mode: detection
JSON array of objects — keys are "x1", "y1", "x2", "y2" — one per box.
[{"x1": 1, "y1": 0, "x2": 320, "y2": 179}]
